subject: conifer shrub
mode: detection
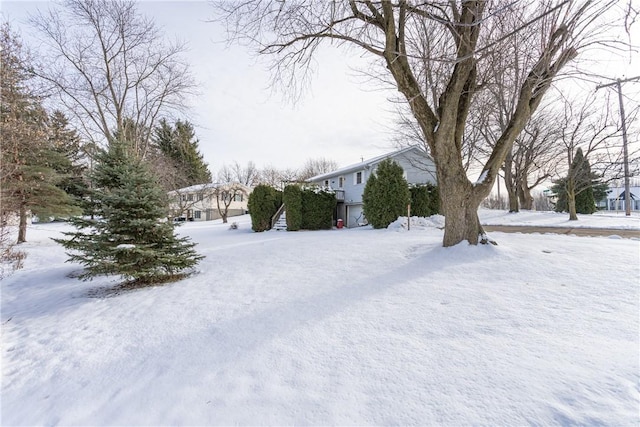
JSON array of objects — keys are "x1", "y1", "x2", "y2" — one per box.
[
  {"x1": 362, "y1": 159, "x2": 411, "y2": 228},
  {"x1": 54, "y1": 140, "x2": 203, "y2": 284},
  {"x1": 248, "y1": 184, "x2": 282, "y2": 232},
  {"x1": 426, "y1": 183, "x2": 440, "y2": 215},
  {"x1": 283, "y1": 185, "x2": 303, "y2": 231},
  {"x1": 410, "y1": 185, "x2": 430, "y2": 217},
  {"x1": 301, "y1": 188, "x2": 336, "y2": 230}
]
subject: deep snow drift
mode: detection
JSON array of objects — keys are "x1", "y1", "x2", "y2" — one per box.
[{"x1": 2, "y1": 210, "x2": 639, "y2": 426}]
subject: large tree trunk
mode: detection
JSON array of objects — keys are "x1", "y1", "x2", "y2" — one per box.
[
  {"x1": 504, "y1": 153, "x2": 519, "y2": 213},
  {"x1": 17, "y1": 203, "x2": 27, "y2": 243},
  {"x1": 567, "y1": 178, "x2": 578, "y2": 220},
  {"x1": 518, "y1": 182, "x2": 534, "y2": 210},
  {"x1": 436, "y1": 160, "x2": 486, "y2": 246}
]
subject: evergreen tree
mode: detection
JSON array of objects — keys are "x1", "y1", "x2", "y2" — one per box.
[
  {"x1": 44, "y1": 110, "x2": 90, "y2": 217},
  {"x1": 54, "y1": 140, "x2": 204, "y2": 284},
  {"x1": 1, "y1": 23, "x2": 80, "y2": 242},
  {"x1": 153, "y1": 119, "x2": 212, "y2": 187},
  {"x1": 551, "y1": 148, "x2": 604, "y2": 215},
  {"x1": 247, "y1": 184, "x2": 282, "y2": 232},
  {"x1": 362, "y1": 159, "x2": 411, "y2": 228}
]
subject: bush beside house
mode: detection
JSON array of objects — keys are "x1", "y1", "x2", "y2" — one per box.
[
  {"x1": 363, "y1": 159, "x2": 411, "y2": 229},
  {"x1": 410, "y1": 183, "x2": 440, "y2": 217},
  {"x1": 283, "y1": 185, "x2": 303, "y2": 231},
  {"x1": 248, "y1": 184, "x2": 282, "y2": 232},
  {"x1": 282, "y1": 185, "x2": 336, "y2": 231},
  {"x1": 301, "y1": 188, "x2": 336, "y2": 230}
]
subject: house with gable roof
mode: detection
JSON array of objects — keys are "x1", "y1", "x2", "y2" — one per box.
[
  {"x1": 167, "y1": 182, "x2": 251, "y2": 221},
  {"x1": 600, "y1": 186, "x2": 640, "y2": 211},
  {"x1": 306, "y1": 146, "x2": 437, "y2": 228}
]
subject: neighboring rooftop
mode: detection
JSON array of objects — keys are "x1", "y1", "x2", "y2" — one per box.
[{"x1": 307, "y1": 145, "x2": 430, "y2": 182}]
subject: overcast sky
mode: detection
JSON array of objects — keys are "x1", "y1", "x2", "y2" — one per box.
[
  {"x1": 2, "y1": 1, "x2": 638, "y2": 176},
  {"x1": 2, "y1": 0, "x2": 400, "y2": 173}
]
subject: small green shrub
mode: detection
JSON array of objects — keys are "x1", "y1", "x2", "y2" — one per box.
[
  {"x1": 410, "y1": 183, "x2": 440, "y2": 217},
  {"x1": 301, "y1": 188, "x2": 336, "y2": 230},
  {"x1": 283, "y1": 185, "x2": 303, "y2": 231},
  {"x1": 410, "y1": 185, "x2": 430, "y2": 217},
  {"x1": 248, "y1": 184, "x2": 282, "y2": 232},
  {"x1": 363, "y1": 159, "x2": 410, "y2": 228}
]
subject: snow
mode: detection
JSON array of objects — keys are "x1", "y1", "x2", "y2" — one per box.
[
  {"x1": 115, "y1": 244, "x2": 136, "y2": 249},
  {"x1": 2, "y1": 210, "x2": 639, "y2": 426},
  {"x1": 474, "y1": 170, "x2": 489, "y2": 185}
]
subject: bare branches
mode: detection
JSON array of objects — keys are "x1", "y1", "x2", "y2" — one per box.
[
  {"x1": 29, "y1": 0, "x2": 195, "y2": 153},
  {"x1": 214, "y1": 0, "x2": 631, "y2": 246}
]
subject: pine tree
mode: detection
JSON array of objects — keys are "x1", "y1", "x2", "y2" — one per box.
[
  {"x1": 1, "y1": 24, "x2": 80, "y2": 242},
  {"x1": 363, "y1": 159, "x2": 411, "y2": 228},
  {"x1": 153, "y1": 119, "x2": 212, "y2": 188},
  {"x1": 41, "y1": 110, "x2": 90, "y2": 218},
  {"x1": 54, "y1": 140, "x2": 204, "y2": 284},
  {"x1": 551, "y1": 148, "x2": 604, "y2": 215}
]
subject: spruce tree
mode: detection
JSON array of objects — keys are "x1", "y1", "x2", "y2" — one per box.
[
  {"x1": 153, "y1": 119, "x2": 212, "y2": 187},
  {"x1": 54, "y1": 140, "x2": 204, "y2": 284},
  {"x1": 1, "y1": 24, "x2": 80, "y2": 242},
  {"x1": 43, "y1": 110, "x2": 89, "y2": 218},
  {"x1": 362, "y1": 159, "x2": 411, "y2": 228},
  {"x1": 551, "y1": 148, "x2": 604, "y2": 215}
]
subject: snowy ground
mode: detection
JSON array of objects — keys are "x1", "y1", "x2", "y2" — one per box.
[{"x1": 2, "y1": 210, "x2": 639, "y2": 426}]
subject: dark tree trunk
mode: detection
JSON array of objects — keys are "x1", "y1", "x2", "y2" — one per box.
[
  {"x1": 17, "y1": 203, "x2": 27, "y2": 243},
  {"x1": 436, "y1": 161, "x2": 486, "y2": 246},
  {"x1": 567, "y1": 178, "x2": 578, "y2": 220},
  {"x1": 504, "y1": 153, "x2": 519, "y2": 213},
  {"x1": 518, "y1": 182, "x2": 534, "y2": 210}
]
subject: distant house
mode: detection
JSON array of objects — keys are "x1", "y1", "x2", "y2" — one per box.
[
  {"x1": 307, "y1": 146, "x2": 437, "y2": 228},
  {"x1": 599, "y1": 186, "x2": 640, "y2": 211},
  {"x1": 168, "y1": 183, "x2": 251, "y2": 221}
]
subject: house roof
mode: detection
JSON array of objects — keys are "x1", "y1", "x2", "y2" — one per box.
[
  {"x1": 307, "y1": 145, "x2": 431, "y2": 182},
  {"x1": 168, "y1": 182, "x2": 250, "y2": 194},
  {"x1": 611, "y1": 190, "x2": 637, "y2": 200}
]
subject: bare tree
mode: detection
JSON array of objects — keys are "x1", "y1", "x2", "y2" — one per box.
[
  {"x1": 512, "y1": 113, "x2": 564, "y2": 210},
  {"x1": 258, "y1": 165, "x2": 300, "y2": 190},
  {"x1": 231, "y1": 161, "x2": 260, "y2": 187},
  {"x1": 298, "y1": 158, "x2": 339, "y2": 181},
  {"x1": 213, "y1": 166, "x2": 249, "y2": 223},
  {"x1": 554, "y1": 92, "x2": 622, "y2": 220},
  {"x1": 29, "y1": 0, "x2": 195, "y2": 157},
  {"x1": 216, "y1": 1, "x2": 621, "y2": 246}
]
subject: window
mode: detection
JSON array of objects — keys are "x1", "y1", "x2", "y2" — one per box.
[
  {"x1": 194, "y1": 210, "x2": 201, "y2": 219},
  {"x1": 187, "y1": 194, "x2": 194, "y2": 202},
  {"x1": 354, "y1": 171, "x2": 363, "y2": 185},
  {"x1": 338, "y1": 176, "x2": 345, "y2": 188},
  {"x1": 234, "y1": 194, "x2": 243, "y2": 202},
  {"x1": 324, "y1": 179, "x2": 330, "y2": 187},
  {"x1": 181, "y1": 194, "x2": 187, "y2": 202},
  {"x1": 198, "y1": 194, "x2": 204, "y2": 201}
]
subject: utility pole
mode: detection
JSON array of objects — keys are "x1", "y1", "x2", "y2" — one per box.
[{"x1": 596, "y1": 75, "x2": 640, "y2": 216}]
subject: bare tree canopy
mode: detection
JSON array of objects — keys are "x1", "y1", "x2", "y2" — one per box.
[
  {"x1": 298, "y1": 157, "x2": 339, "y2": 181},
  {"x1": 215, "y1": 0, "x2": 626, "y2": 246},
  {"x1": 29, "y1": 0, "x2": 195, "y2": 155}
]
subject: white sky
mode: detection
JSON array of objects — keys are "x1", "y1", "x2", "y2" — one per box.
[
  {"x1": 1, "y1": 0, "x2": 399, "y2": 173},
  {"x1": 1, "y1": 1, "x2": 638, "y2": 175}
]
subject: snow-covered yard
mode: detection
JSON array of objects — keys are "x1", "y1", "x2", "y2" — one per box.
[{"x1": 2, "y1": 210, "x2": 639, "y2": 425}]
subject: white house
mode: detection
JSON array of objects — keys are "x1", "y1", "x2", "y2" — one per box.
[
  {"x1": 168, "y1": 182, "x2": 251, "y2": 221},
  {"x1": 307, "y1": 146, "x2": 437, "y2": 227},
  {"x1": 599, "y1": 186, "x2": 640, "y2": 212}
]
